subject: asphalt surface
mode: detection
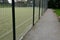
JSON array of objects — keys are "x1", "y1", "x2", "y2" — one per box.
[{"x1": 22, "y1": 9, "x2": 60, "y2": 40}]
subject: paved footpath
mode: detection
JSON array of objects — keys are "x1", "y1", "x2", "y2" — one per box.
[{"x1": 22, "y1": 9, "x2": 60, "y2": 40}]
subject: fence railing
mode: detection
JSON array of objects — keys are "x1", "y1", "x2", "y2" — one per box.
[{"x1": 0, "y1": 0, "x2": 48, "y2": 40}]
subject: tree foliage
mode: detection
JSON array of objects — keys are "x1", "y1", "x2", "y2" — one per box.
[{"x1": 48, "y1": 0, "x2": 60, "y2": 8}]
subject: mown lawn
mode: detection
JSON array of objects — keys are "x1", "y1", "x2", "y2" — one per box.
[
  {"x1": 55, "y1": 9, "x2": 60, "y2": 16},
  {"x1": 0, "y1": 7, "x2": 39, "y2": 40}
]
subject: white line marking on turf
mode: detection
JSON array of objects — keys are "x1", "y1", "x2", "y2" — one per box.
[
  {"x1": 19, "y1": 24, "x2": 32, "y2": 40},
  {"x1": 0, "y1": 14, "x2": 38, "y2": 39},
  {"x1": 0, "y1": 16, "x2": 32, "y2": 39}
]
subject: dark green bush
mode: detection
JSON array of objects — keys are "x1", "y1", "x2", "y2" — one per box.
[
  {"x1": 48, "y1": 0, "x2": 60, "y2": 8},
  {"x1": 0, "y1": 3, "x2": 11, "y2": 8}
]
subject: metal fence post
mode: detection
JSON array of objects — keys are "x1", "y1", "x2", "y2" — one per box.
[
  {"x1": 39, "y1": 0, "x2": 40, "y2": 19},
  {"x1": 41, "y1": 0, "x2": 43, "y2": 16},
  {"x1": 33, "y1": 0, "x2": 35, "y2": 26},
  {"x1": 12, "y1": 0, "x2": 16, "y2": 40}
]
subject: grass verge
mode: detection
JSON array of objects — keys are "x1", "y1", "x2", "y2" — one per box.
[{"x1": 54, "y1": 9, "x2": 60, "y2": 16}]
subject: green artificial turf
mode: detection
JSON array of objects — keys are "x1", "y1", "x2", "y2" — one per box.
[
  {"x1": 55, "y1": 9, "x2": 60, "y2": 16},
  {"x1": 0, "y1": 7, "x2": 39, "y2": 40}
]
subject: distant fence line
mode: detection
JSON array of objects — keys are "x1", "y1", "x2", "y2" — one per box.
[{"x1": 0, "y1": 1, "x2": 40, "y2": 7}]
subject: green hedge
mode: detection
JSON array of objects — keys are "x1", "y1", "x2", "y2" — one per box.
[{"x1": 0, "y1": 3, "x2": 11, "y2": 7}]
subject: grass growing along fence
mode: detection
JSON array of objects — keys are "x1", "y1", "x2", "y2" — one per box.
[{"x1": 55, "y1": 9, "x2": 60, "y2": 16}]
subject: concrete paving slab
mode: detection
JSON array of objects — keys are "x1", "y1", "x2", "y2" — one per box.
[{"x1": 22, "y1": 9, "x2": 60, "y2": 40}]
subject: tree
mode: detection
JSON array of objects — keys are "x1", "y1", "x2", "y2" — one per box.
[{"x1": 48, "y1": 0, "x2": 60, "y2": 8}]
